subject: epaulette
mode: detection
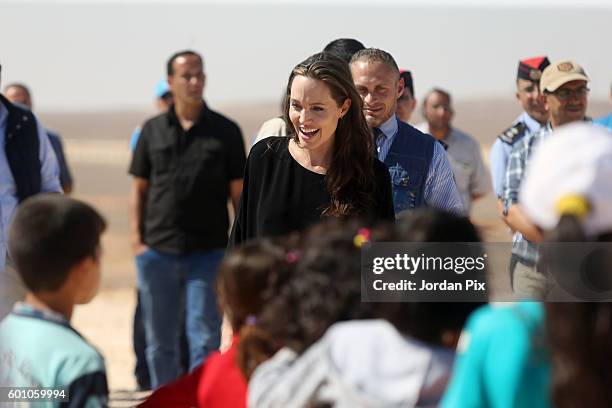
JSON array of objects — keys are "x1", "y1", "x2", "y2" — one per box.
[
  {"x1": 497, "y1": 122, "x2": 527, "y2": 145},
  {"x1": 437, "y1": 139, "x2": 448, "y2": 151}
]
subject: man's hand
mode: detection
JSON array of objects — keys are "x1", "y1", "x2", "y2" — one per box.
[
  {"x1": 132, "y1": 241, "x2": 149, "y2": 256},
  {"x1": 129, "y1": 177, "x2": 150, "y2": 256},
  {"x1": 503, "y1": 202, "x2": 544, "y2": 242}
]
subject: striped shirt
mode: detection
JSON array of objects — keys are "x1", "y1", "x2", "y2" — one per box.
[
  {"x1": 376, "y1": 115, "x2": 465, "y2": 215},
  {"x1": 503, "y1": 124, "x2": 552, "y2": 263}
]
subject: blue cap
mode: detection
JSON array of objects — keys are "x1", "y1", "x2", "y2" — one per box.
[{"x1": 154, "y1": 79, "x2": 171, "y2": 98}]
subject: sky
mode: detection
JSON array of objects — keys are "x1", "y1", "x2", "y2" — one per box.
[{"x1": 1, "y1": 0, "x2": 611, "y2": 111}]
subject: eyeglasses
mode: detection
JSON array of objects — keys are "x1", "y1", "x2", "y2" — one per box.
[{"x1": 547, "y1": 87, "x2": 589, "y2": 101}]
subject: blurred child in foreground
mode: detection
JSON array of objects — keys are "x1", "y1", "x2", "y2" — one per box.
[{"x1": 0, "y1": 195, "x2": 108, "y2": 407}]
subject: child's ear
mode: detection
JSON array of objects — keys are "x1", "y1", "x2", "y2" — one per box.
[{"x1": 72, "y1": 256, "x2": 101, "y2": 305}]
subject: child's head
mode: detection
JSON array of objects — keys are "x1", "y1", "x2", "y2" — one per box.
[
  {"x1": 217, "y1": 238, "x2": 298, "y2": 378},
  {"x1": 545, "y1": 302, "x2": 612, "y2": 408},
  {"x1": 383, "y1": 209, "x2": 483, "y2": 347},
  {"x1": 217, "y1": 238, "x2": 295, "y2": 332},
  {"x1": 396, "y1": 207, "x2": 481, "y2": 242},
  {"x1": 275, "y1": 219, "x2": 395, "y2": 349},
  {"x1": 8, "y1": 194, "x2": 106, "y2": 304},
  {"x1": 239, "y1": 218, "x2": 395, "y2": 377}
]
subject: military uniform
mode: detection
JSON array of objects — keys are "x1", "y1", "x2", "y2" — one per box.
[
  {"x1": 490, "y1": 112, "x2": 542, "y2": 198},
  {"x1": 489, "y1": 56, "x2": 550, "y2": 198},
  {"x1": 503, "y1": 59, "x2": 590, "y2": 298}
]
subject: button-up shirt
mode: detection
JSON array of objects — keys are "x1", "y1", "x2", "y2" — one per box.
[
  {"x1": 502, "y1": 123, "x2": 553, "y2": 263},
  {"x1": 375, "y1": 115, "x2": 465, "y2": 215},
  {"x1": 490, "y1": 112, "x2": 544, "y2": 198},
  {"x1": 416, "y1": 123, "x2": 490, "y2": 212},
  {"x1": 0, "y1": 100, "x2": 61, "y2": 272},
  {"x1": 129, "y1": 103, "x2": 246, "y2": 254}
]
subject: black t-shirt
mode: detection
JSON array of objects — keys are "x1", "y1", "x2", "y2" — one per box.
[
  {"x1": 229, "y1": 137, "x2": 394, "y2": 246},
  {"x1": 129, "y1": 104, "x2": 246, "y2": 254}
]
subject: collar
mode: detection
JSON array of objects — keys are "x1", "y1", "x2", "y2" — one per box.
[
  {"x1": 0, "y1": 93, "x2": 21, "y2": 119},
  {"x1": 416, "y1": 121, "x2": 454, "y2": 142},
  {"x1": 516, "y1": 111, "x2": 544, "y2": 134},
  {"x1": 548, "y1": 117, "x2": 590, "y2": 132},
  {"x1": 377, "y1": 114, "x2": 399, "y2": 139},
  {"x1": 166, "y1": 101, "x2": 210, "y2": 128},
  {"x1": 12, "y1": 302, "x2": 72, "y2": 329}
]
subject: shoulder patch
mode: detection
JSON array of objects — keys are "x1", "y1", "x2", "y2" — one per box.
[{"x1": 497, "y1": 122, "x2": 527, "y2": 145}]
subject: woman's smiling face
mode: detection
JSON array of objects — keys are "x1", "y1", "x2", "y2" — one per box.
[{"x1": 289, "y1": 75, "x2": 350, "y2": 152}]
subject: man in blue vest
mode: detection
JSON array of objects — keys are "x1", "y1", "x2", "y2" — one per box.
[
  {"x1": 0, "y1": 63, "x2": 62, "y2": 320},
  {"x1": 4, "y1": 82, "x2": 74, "y2": 194},
  {"x1": 349, "y1": 49, "x2": 464, "y2": 216}
]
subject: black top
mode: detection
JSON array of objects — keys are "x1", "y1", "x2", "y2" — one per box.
[
  {"x1": 1, "y1": 94, "x2": 42, "y2": 202},
  {"x1": 129, "y1": 103, "x2": 246, "y2": 254},
  {"x1": 229, "y1": 137, "x2": 394, "y2": 247}
]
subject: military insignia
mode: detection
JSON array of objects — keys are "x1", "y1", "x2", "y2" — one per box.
[
  {"x1": 498, "y1": 122, "x2": 527, "y2": 145},
  {"x1": 437, "y1": 140, "x2": 449, "y2": 151},
  {"x1": 529, "y1": 70, "x2": 542, "y2": 80},
  {"x1": 558, "y1": 62, "x2": 573, "y2": 72}
]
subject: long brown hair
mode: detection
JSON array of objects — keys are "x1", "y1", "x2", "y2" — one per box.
[
  {"x1": 283, "y1": 52, "x2": 376, "y2": 217},
  {"x1": 216, "y1": 238, "x2": 297, "y2": 378},
  {"x1": 546, "y1": 302, "x2": 612, "y2": 408},
  {"x1": 544, "y1": 218, "x2": 612, "y2": 407}
]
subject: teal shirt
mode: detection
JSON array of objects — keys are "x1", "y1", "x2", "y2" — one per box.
[
  {"x1": 442, "y1": 302, "x2": 551, "y2": 408},
  {"x1": 594, "y1": 113, "x2": 612, "y2": 131},
  {"x1": 0, "y1": 303, "x2": 108, "y2": 407}
]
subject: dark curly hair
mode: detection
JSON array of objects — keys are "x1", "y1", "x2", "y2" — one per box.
[{"x1": 238, "y1": 218, "x2": 395, "y2": 378}]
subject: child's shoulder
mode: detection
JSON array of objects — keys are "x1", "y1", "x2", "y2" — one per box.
[{"x1": 1, "y1": 313, "x2": 106, "y2": 384}]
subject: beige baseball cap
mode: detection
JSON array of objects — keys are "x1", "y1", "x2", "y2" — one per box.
[{"x1": 540, "y1": 60, "x2": 589, "y2": 92}]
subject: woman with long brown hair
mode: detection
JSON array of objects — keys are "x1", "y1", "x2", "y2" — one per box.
[{"x1": 229, "y1": 52, "x2": 394, "y2": 246}]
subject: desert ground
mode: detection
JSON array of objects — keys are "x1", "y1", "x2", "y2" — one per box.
[{"x1": 36, "y1": 99, "x2": 610, "y2": 398}]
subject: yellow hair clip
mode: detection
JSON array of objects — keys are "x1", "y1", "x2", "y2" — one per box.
[
  {"x1": 353, "y1": 228, "x2": 371, "y2": 248},
  {"x1": 555, "y1": 194, "x2": 591, "y2": 220}
]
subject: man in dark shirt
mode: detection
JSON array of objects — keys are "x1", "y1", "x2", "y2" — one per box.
[{"x1": 128, "y1": 50, "x2": 246, "y2": 388}]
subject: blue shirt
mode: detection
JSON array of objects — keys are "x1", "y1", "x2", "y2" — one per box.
[
  {"x1": 594, "y1": 113, "x2": 612, "y2": 131},
  {"x1": 503, "y1": 124, "x2": 552, "y2": 263},
  {"x1": 0, "y1": 100, "x2": 61, "y2": 272},
  {"x1": 130, "y1": 126, "x2": 141, "y2": 152},
  {"x1": 0, "y1": 303, "x2": 109, "y2": 407},
  {"x1": 442, "y1": 302, "x2": 551, "y2": 408},
  {"x1": 490, "y1": 112, "x2": 543, "y2": 198},
  {"x1": 376, "y1": 114, "x2": 465, "y2": 215},
  {"x1": 47, "y1": 130, "x2": 73, "y2": 188}
]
